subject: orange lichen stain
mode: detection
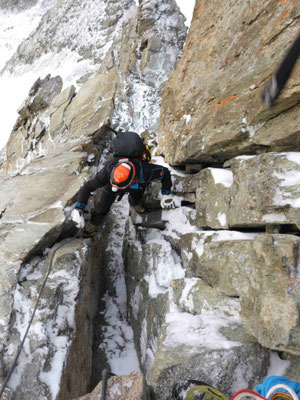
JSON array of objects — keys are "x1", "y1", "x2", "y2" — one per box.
[
  {"x1": 280, "y1": 9, "x2": 287, "y2": 20},
  {"x1": 209, "y1": 95, "x2": 238, "y2": 112},
  {"x1": 280, "y1": 0, "x2": 297, "y2": 20}
]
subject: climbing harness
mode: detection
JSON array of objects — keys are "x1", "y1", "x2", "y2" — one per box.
[{"x1": 0, "y1": 241, "x2": 67, "y2": 398}]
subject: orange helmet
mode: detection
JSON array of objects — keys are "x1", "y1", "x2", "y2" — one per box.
[{"x1": 110, "y1": 161, "x2": 136, "y2": 192}]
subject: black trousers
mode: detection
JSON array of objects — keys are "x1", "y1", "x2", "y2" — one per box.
[{"x1": 91, "y1": 184, "x2": 144, "y2": 225}]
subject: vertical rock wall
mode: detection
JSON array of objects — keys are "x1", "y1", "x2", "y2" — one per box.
[
  {"x1": 0, "y1": 0, "x2": 187, "y2": 398},
  {"x1": 158, "y1": 0, "x2": 300, "y2": 165},
  {"x1": 122, "y1": 0, "x2": 300, "y2": 399},
  {"x1": 3, "y1": 0, "x2": 300, "y2": 399}
]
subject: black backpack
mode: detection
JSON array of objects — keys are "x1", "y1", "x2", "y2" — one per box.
[
  {"x1": 105, "y1": 125, "x2": 151, "y2": 161},
  {"x1": 112, "y1": 131, "x2": 145, "y2": 158}
]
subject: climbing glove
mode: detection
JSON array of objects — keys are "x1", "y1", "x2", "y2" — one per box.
[
  {"x1": 71, "y1": 208, "x2": 85, "y2": 229},
  {"x1": 160, "y1": 195, "x2": 176, "y2": 210}
]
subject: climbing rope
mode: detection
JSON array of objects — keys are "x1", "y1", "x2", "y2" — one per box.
[
  {"x1": 0, "y1": 241, "x2": 66, "y2": 398},
  {"x1": 266, "y1": 385, "x2": 299, "y2": 400},
  {"x1": 231, "y1": 389, "x2": 268, "y2": 400},
  {"x1": 100, "y1": 368, "x2": 116, "y2": 400},
  {"x1": 231, "y1": 385, "x2": 300, "y2": 400},
  {"x1": 101, "y1": 369, "x2": 108, "y2": 400}
]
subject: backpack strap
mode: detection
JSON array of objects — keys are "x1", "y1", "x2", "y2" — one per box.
[
  {"x1": 138, "y1": 161, "x2": 145, "y2": 184},
  {"x1": 129, "y1": 161, "x2": 145, "y2": 190}
]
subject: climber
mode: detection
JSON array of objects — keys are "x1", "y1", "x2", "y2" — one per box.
[{"x1": 70, "y1": 156, "x2": 175, "y2": 236}]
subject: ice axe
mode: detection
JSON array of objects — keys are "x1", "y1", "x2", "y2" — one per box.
[{"x1": 262, "y1": 32, "x2": 300, "y2": 107}]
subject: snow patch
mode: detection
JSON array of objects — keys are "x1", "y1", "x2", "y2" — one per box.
[
  {"x1": 212, "y1": 231, "x2": 258, "y2": 242},
  {"x1": 99, "y1": 295, "x2": 140, "y2": 375},
  {"x1": 273, "y1": 156, "x2": 300, "y2": 207},
  {"x1": 241, "y1": 117, "x2": 265, "y2": 138},
  {"x1": 144, "y1": 235, "x2": 185, "y2": 298},
  {"x1": 140, "y1": 318, "x2": 148, "y2": 364},
  {"x1": 153, "y1": 156, "x2": 187, "y2": 177},
  {"x1": 191, "y1": 232, "x2": 214, "y2": 258},
  {"x1": 286, "y1": 152, "x2": 300, "y2": 167},
  {"x1": 163, "y1": 206, "x2": 198, "y2": 238},
  {"x1": 98, "y1": 201, "x2": 140, "y2": 375},
  {"x1": 179, "y1": 278, "x2": 198, "y2": 312},
  {"x1": 181, "y1": 114, "x2": 191, "y2": 124},
  {"x1": 265, "y1": 351, "x2": 290, "y2": 377},
  {"x1": 235, "y1": 155, "x2": 256, "y2": 161},
  {"x1": 39, "y1": 336, "x2": 71, "y2": 399},
  {"x1": 262, "y1": 213, "x2": 287, "y2": 223},
  {"x1": 217, "y1": 212, "x2": 227, "y2": 227},
  {"x1": 175, "y1": 0, "x2": 195, "y2": 27},
  {"x1": 209, "y1": 168, "x2": 233, "y2": 188},
  {"x1": 164, "y1": 304, "x2": 241, "y2": 349}
]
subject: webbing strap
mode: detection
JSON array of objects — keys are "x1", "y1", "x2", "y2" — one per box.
[{"x1": 138, "y1": 161, "x2": 145, "y2": 183}]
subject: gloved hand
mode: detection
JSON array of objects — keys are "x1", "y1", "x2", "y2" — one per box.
[
  {"x1": 160, "y1": 195, "x2": 176, "y2": 210},
  {"x1": 71, "y1": 208, "x2": 85, "y2": 229}
]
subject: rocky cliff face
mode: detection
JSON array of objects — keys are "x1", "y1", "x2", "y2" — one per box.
[
  {"x1": 131, "y1": 0, "x2": 300, "y2": 398},
  {"x1": 158, "y1": 0, "x2": 300, "y2": 165},
  {"x1": 1, "y1": 0, "x2": 300, "y2": 400},
  {"x1": 0, "y1": 0, "x2": 186, "y2": 398},
  {"x1": 0, "y1": 0, "x2": 39, "y2": 11}
]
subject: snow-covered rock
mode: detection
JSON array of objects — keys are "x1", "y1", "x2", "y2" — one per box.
[
  {"x1": 124, "y1": 217, "x2": 270, "y2": 399},
  {"x1": 0, "y1": 0, "x2": 187, "y2": 398},
  {"x1": 1, "y1": 0, "x2": 135, "y2": 71},
  {"x1": 1, "y1": 240, "x2": 104, "y2": 400},
  {"x1": 2, "y1": 0, "x2": 300, "y2": 399},
  {"x1": 227, "y1": 152, "x2": 300, "y2": 229},
  {"x1": 74, "y1": 371, "x2": 148, "y2": 400}
]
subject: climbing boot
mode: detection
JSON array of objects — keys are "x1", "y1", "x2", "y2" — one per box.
[
  {"x1": 82, "y1": 222, "x2": 98, "y2": 238},
  {"x1": 132, "y1": 204, "x2": 146, "y2": 216}
]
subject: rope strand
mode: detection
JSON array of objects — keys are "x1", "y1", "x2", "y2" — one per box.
[{"x1": 0, "y1": 241, "x2": 66, "y2": 398}]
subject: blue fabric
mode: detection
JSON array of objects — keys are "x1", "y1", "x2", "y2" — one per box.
[
  {"x1": 161, "y1": 189, "x2": 171, "y2": 195},
  {"x1": 75, "y1": 202, "x2": 86, "y2": 210},
  {"x1": 148, "y1": 166, "x2": 164, "y2": 183},
  {"x1": 138, "y1": 161, "x2": 145, "y2": 184},
  {"x1": 256, "y1": 376, "x2": 300, "y2": 398},
  {"x1": 129, "y1": 183, "x2": 142, "y2": 190},
  {"x1": 128, "y1": 162, "x2": 144, "y2": 190}
]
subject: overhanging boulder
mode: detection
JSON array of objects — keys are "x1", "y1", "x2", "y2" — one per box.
[{"x1": 158, "y1": 0, "x2": 300, "y2": 165}]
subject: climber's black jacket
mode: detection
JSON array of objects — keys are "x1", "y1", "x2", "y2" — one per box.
[{"x1": 76, "y1": 158, "x2": 172, "y2": 207}]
